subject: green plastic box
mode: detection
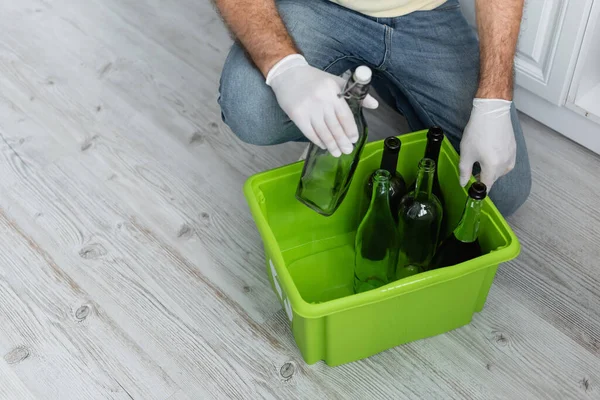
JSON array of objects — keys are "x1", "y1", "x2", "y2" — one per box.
[{"x1": 244, "y1": 130, "x2": 520, "y2": 366}]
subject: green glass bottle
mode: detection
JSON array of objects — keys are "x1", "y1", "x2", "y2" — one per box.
[
  {"x1": 296, "y1": 66, "x2": 372, "y2": 216},
  {"x1": 364, "y1": 137, "x2": 407, "y2": 221},
  {"x1": 407, "y1": 127, "x2": 445, "y2": 207},
  {"x1": 354, "y1": 169, "x2": 399, "y2": 293},
  {"x1": 407, "y1": 127, "x2": 447, "y2": 237},
  {"x1": 430, "y1": 182, "x2": 487, "y2": 269},
  {"x1": 396, "y1": 158, "x2": 443, "y2": 278}
]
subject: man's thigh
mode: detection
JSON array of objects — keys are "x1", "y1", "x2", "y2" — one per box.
[{"x1": 218, "y1": 0, "x2": 385, "y2": 146}]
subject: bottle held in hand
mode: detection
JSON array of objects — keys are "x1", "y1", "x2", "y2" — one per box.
[
  {"x1": 430, "y1": 182, "x2": 486, "y2": 270},
  {"x1": 364, "y1": 137, "x2": 407, "y2": 221},
  {"x1": 396, "y1": 158, "x2": 443, "y2": 278},
  {"x1": 296, "y1": 66, "x2": 372, "y2": 216},
  {"x1": 354, "y1": 169, "x2": 399, "y2": 293}
]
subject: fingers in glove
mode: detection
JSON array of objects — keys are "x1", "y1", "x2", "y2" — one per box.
[
  {"x1": 479, "y1": 165, "x2": 497, "y2": 190},
  {"x1": 334, "y1": 101, "x2": 359, "y2": 143},
  {"x1": 508, "y1": 157, "x2": 516, "y2": 172},
  {"x1": 295, "y1": 118, "x2": 326, "y2": 150},
  {"x1": 362, "y1": 94, "x2": 379, "y2": 110},
  {"x1": 324, "y1": 108, "x2": 354, "y2": 154},
  {"x1": 312, "y1": 116, "x2": 342, "y2": 157},
  {"x1": 498, "y1": 157, "x2": 516, "y2": 180},
  {"x1": 458, "y1": 152, "x2": 476, "y2": 187}
]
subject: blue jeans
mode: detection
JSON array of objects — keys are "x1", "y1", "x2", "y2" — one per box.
[{"x1": 218, "y1": 0, "x2": 531, "y2": 216}]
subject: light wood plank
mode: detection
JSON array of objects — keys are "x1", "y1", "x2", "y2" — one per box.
[
  {"x1": 0, "y1": 0, "x2": 598, "y2": 399},
  {"x1": 0, "y1": 211, "x2": 177, "y2": 400},
  {"x1": 0, "y1": 360, "x2": 36, "y2": 400},
  {"x1": 0, "y1": 3, "x2": 282, "y2": 322}
]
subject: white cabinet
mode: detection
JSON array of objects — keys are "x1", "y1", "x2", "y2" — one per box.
[
  {"x1": 566, "y1": 2, "x2": 600, "y2": 125},
  {"x1": 514, "y1": 0, "x2": 592, "y2": 105},
  {"x1": 460, "y1": 0, "x2": 600, "y2": 155}
]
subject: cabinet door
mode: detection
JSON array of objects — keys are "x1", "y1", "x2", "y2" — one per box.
[{"x1": 459, "y1": 0, "x2": 593, "y2": 106}]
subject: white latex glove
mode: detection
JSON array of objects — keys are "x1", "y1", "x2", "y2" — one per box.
[
  {"x1": 458, "y1": 99, "x2": 517, "y2": 190},
  {"x1": 266, "y1": 54, "x2": 379, "y2": 157}
]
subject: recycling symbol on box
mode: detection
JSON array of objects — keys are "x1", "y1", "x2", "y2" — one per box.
[{"x1": 269, "y1": 259, "x2": 293, "y2": 322}]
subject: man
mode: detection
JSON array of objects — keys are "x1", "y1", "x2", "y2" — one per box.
[{"x1": 215, "y1": 0, "x2": 531, "y2": 216}]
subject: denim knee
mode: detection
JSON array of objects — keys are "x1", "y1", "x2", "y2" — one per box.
[
  {"x1": 488, "y1": 106, "x2": 533, "y2": 217},
  {"x1": 488, "y1": 164, "x2": 532, "y2": 217},
  {"x1": 218, "y1": 44, "x2": 299, "y2": 146}
]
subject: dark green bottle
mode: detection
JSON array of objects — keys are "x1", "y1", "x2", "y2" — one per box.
[
  {"x1": 364, "y1": 137, "x2": 407, "y2": 221},
  {"x1": 396, "y1": 158, "x2": 443, "y2": 278},
  {"x1": 354, "y1": 169, "x2": 399, "y2": 293},
  {"x1": 296, "y1": 66, "x2": 372, "y2": 216},
  {"x1": 430, "y1": 182, "x2": 486, "y2": 270}
]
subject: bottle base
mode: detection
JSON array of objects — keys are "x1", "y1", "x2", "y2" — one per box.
[{"x1": 294, "y1": 192, "x2": 336, "y2": 217}]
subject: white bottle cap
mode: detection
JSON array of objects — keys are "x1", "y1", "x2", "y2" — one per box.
[{"x1": 353, "y1": 66, "x2": 372, "y2": 85}]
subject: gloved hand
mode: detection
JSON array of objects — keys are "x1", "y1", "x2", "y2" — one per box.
[
  {"x1": 458, "y1": 99, "x2": 517, "y2": 189},
  {"x1": 266, "y1": 54, "x2": 378, "y2": 157}
]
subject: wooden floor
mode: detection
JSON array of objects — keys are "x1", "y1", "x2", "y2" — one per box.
[{"x1": 0, "y1": 1, "x2": 599, "y2": 399}]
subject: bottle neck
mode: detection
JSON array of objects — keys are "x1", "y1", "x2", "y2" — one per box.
[
  {"x1": 380, "y1": 148, "x2": 399, "y2": 176},
  {"x1": 368, "y1": 170, "x2": 392, "y2": 216},
  {"x1": 425, "y1": 139, "x2": 442, "y2": 163},
  {"x1": 346, "y1": 82, "x2": 370, "y2": 113},
  {"x1": 414, "y1": 161, "x2": 434, "y2": 201},
  {"x1": 454, "y1": 197, "x2": 483, "y2": 243},
  {"x1": 371, "y1": 176, "x2": 391, "y2": 208}
]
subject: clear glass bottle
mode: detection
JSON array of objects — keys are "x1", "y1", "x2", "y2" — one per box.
[
  {"x1": 407, "y1": 127, "x2": 446, "y2": 237},
  {"x1": 396, "y1": 158, "x2": 443, "y2": 278},
  {"x1": 296, "y1": 66, "x2": 372, "y2": 216},
  {"x1": 354, "y1": 169, "x2": 399, "y2": 293},
  {"x1": 364, "y1": 137, "x2": 407, "y2": 222},
  {"x1": 407, "y1": 127, "x2": 445, "y2": 206},
  {"x1": 430, "y1": 182, "x2": 486, "y2": 270}
]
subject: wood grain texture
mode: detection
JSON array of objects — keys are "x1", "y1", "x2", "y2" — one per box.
[
  {"x1": 0, "y1": 210, "x2": 177, "y2": 400},
  {"x1": 0, "y1": 359, "x2": 36, "y2": 400},
  {"x1": 0, "y1": 0, "x2": 598, "y2": 399}
]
